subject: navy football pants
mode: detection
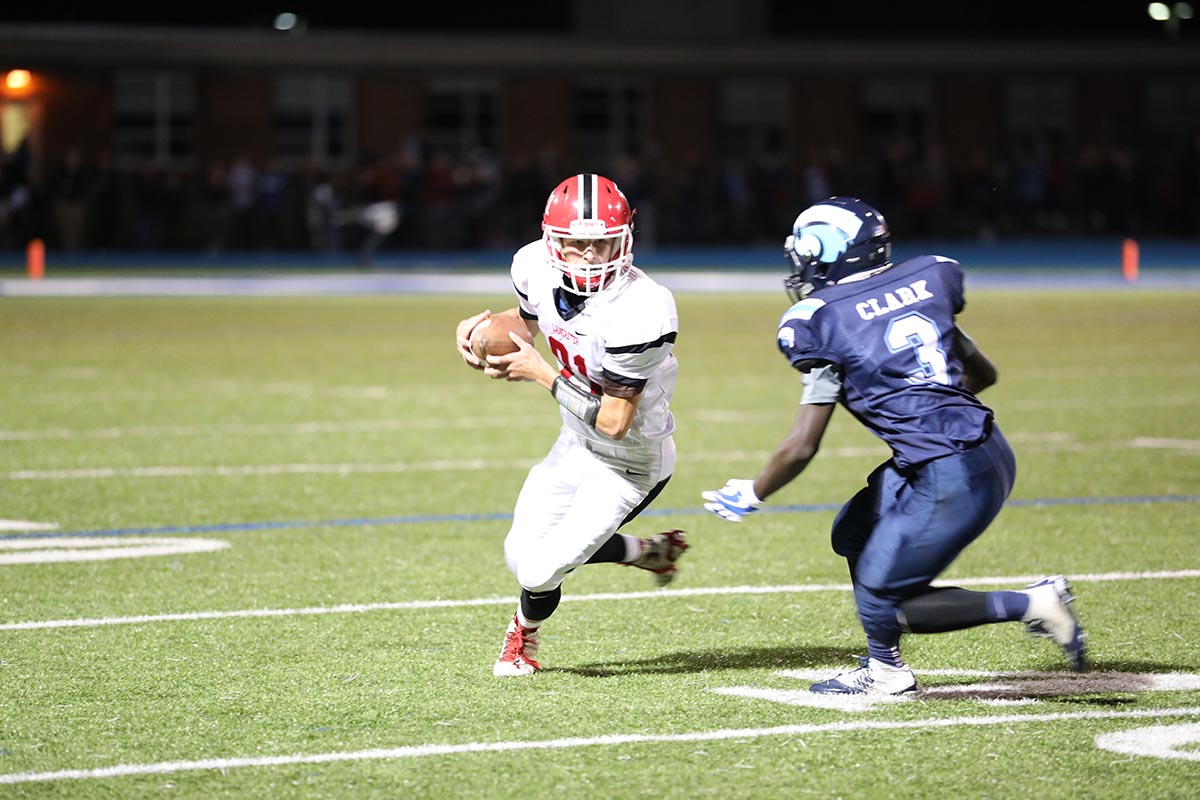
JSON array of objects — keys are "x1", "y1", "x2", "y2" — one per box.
[{"x1": 830, "y1": 426, "x2": 1017, "y2": 647}]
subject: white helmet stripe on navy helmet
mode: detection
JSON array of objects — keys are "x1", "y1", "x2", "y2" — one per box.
[{"x1": 795, "y1": 203, "x2": 865, "y2": 240}]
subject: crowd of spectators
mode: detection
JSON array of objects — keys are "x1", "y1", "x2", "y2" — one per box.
[{"x1": 2, "y1": 131, "x2": 1199, "y2": 262}]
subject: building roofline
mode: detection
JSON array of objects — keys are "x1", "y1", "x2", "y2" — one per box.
[{"x1": 1, "y1": 24, "x2": 1198, "y2": 72}]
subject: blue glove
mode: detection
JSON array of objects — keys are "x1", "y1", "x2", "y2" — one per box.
[{"x1": 701, "y1": 479, "x2": 762, "y2": 523}]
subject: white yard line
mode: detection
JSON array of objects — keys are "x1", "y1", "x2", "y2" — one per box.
[
  {"x1": 0, "y1": 416, "x2": 550, "y2": 442},
  {"x1": 5, "y1": 438, "x2": 1198, "y2": 480},
  {"x1": 2, "y1": 569, "x2": 1197, "y2": 632},
  {"x1": 0, "y1": 520, "x2": 59, "y2": 531},
  {"x1": 1, "y1": 707, "x2": 1197, "y2": 785},
  {"x1": 2, "y1": 411, "x2": 1195, "y2": 444},
  {"x1": 1, "y1": 459, "x2": 518, "y2": 480},
  {"x1": 0, "y1": 536, "x2": 229, "y2": 564}
]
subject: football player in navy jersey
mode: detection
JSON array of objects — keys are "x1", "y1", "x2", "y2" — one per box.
[{"x1": 702, "y1": 197, "x2": 1086, "y2": 696}]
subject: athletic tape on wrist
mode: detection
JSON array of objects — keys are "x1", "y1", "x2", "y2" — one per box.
[{"x1": 551, "y1": 376, "x2": 600, "y2": 427}]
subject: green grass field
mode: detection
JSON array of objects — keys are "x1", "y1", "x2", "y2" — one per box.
[{"x1": 1, "y1": 286, "x2": 1198, "y2": 798}]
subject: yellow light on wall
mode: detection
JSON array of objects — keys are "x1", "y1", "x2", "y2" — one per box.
[{"x1": 4, "y1": 70, "x2": 32, "y2": 91}]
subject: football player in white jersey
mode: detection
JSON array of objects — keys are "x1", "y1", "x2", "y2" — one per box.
[{"x1": 455, "y1": 173, "x2": 687, "y2": 677}]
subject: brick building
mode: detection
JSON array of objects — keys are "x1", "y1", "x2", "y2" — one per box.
[{"x1": 2, "y1": 2, "x2": 1198, "y2": 252}]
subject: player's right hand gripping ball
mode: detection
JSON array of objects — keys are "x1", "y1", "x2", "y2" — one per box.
[{"x1": 470, "y1": 315, "x2": 534, "y2": 364}]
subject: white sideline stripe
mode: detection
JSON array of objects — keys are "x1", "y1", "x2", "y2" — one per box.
[
  {"x1": 3, "y1": 569, "x2": 1198, "y2": 631},
  {"x1": 0, "y1": 537, "x2": 229, "y2": 565},
  {"x1": 0, "y1": 520, "x2": 59, "y2": 531},
  {"x1": 6, "y1": 437, "x2": 1199, "y2": 481},
  {"x1": 1, "y1": 707, "x2": 1197, "y2": 785}
]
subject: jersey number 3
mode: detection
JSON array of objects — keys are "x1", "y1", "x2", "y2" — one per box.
[{"x1": 885, "y1": 312, "x2": 949, "y2": 385}]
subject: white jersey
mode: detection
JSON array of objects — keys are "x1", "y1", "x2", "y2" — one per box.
[{"x1": 510, "y1": 240, "x2": 678, "y2": 458}]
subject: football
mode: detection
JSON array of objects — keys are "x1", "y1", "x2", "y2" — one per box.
[{"x1": 470, "y1": 314, "x2": 534, "y2": 363}]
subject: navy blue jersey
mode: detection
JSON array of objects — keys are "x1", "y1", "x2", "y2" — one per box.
[{"x1": 777, "y1": 255, "x2": 993, "y2": 470}]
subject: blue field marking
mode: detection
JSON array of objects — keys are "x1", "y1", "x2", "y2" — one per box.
[{"x1": 2, "y1": 495, "x2": 1196, "y2": 541}]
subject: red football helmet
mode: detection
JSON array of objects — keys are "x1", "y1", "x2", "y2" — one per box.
[{"x1": 542, "y1": 173, "x2": 634, "y2": 295}]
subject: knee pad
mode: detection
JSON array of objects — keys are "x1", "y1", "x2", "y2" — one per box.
[{"x1": 515, "y1": 559, "x2": 563, "y2": 593}]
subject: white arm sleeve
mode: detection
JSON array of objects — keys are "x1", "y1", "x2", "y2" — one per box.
[{"x1": 801, "y1": 364, "x2": 842, "y2": 404}]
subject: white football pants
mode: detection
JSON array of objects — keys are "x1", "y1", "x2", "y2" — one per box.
[{"x1": 504, "y1": 427, "x2": 676, "y2": 592}]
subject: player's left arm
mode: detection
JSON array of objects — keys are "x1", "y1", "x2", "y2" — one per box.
[
  {"x1": 956, "y1": 325, "x2": 998, "y2": 394},
  {"x1": 587, "y1": 286, "x2": 675, "y2": 439},
  {"x1": 595, "y1": 391, "x2": 642, "y2": 440},
  {"x1": 485, "y1": 335, "x2": 639, "y2": 438},
  {"x1": 483, "y1": 318, "x2": 651, "y2": 440}
]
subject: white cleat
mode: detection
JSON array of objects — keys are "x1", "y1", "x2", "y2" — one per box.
[
  {"x1": 1023, "y1": 575, "x2": 1087, "y2": 672},
  {"x1": 628, "y1": 529, "x2": 689, "y2": 586},
  {"x1": 493, "y1": 613, "x2": 542, "y2": 677},
  {"x1": 809, "y1": 657, "x2": 918, "y2": 696}
]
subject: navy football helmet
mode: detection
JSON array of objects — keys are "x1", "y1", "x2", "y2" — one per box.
[{"x1": 783, "y1": 197, "x2": 892, "y2": 302}]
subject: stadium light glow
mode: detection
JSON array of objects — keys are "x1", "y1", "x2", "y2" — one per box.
[
  {"x1": 273, "y1": 12, "x2": 298, "y2": 31},
  {"x1": 1149, "y1": 1, "x2": 1193, "y2": 34},
  {"x1": 4, "y1": 69, "x2": 32, "y2": 91}
]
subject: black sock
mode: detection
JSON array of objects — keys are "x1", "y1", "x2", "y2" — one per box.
[
  {"x1": 520, "y1": 586, "x2": 562, "y2": 621},
  {"x1": 584, "y1": 533, "x2": 628, "y2": 564},
  {"x1": 897, "y1": 587, "x2": 992, "y2": 633}
]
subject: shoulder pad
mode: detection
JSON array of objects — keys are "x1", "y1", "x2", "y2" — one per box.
[{"x1": 778, "y1": 297, "x2": 826, "y2": 327}]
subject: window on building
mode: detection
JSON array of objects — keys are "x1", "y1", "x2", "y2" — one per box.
[
  {"x1": 1005, "y1": 79, "x2": 1072, "y2": 138},
  {"x1": 573, "y1": 79, "x2": 647, "y2": 167},
  {"x1": 862, "y1": 78, "x2": 932, "y2": 153},
  {"x1": 113, "y1": 70, "x2": 197, "y2": 168},
  {"x1": 273, "y1": 73, "x2": 353, "y2": 167},
  {"x1": 720, "y1": 79, "x2": 790, "y2": 159},
  {"x1": 1146, "y1": 77, "x2": 1200, "y2": 149},
  {"x1": 423, "y1": 77, "x2": 499, "y2": 161}
]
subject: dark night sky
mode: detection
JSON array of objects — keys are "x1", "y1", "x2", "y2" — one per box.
[{"x1": 0, "y1": 2, "x2": 1188, "y2": 39}]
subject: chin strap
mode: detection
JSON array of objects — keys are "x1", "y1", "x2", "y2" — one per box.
[{"x1": 551, "y1": 376, "x2": 601, "y2": 427}]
